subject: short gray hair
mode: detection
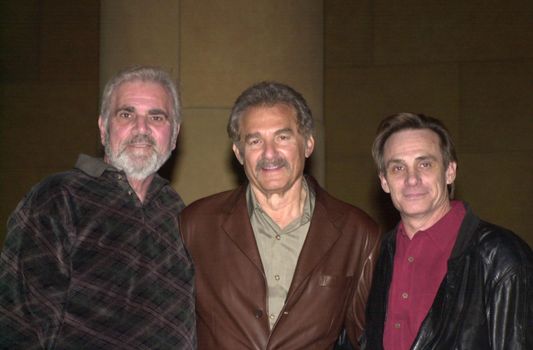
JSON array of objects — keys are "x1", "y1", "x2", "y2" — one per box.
[
  {"x1": 227, "y1": 81, "x2": 314, "y2": 144},
  {"x1": 100, "y1": 66, "x2": 181, "y2": 143}
]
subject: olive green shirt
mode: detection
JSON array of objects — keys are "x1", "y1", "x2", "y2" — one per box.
[{"x1": 247, "y1": 180, "x2": 315, "y2": 329}]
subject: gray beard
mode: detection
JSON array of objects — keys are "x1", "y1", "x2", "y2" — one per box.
[{"x1": 105, "y1": 135, "x2": 171, "y2": 181}]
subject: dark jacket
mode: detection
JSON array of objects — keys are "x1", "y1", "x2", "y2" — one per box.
[
  {"x1": 362, "y1": 204, "x2": 533, "y2": 349},
  {"x1": 180, "y1": 176, "x2": 381, "y2": 349}
]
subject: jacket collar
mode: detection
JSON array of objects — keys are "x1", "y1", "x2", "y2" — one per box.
[
  {"x1": 449, "y1": 203, "x2": 480, "y2": 260},
  {"x1": 221, "y1": 185, "x2": 265, "y2": 273},
  {"x1": 383, "y1": 202, "x2": 479, "y2": 259},
  {"x1": 220, "y1": 176, "x2": 346, "y2": 297}
]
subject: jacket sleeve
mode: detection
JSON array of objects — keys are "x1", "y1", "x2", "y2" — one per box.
[
  {"x1": 488, "y1": 264, "x2": 533, "y2": 349},
  {"x1": 345, "y1": 223, "x2": 382, "y2": 349},
  {"x1": 0, "y1": 193, "x2": 72, "y2": 350}
]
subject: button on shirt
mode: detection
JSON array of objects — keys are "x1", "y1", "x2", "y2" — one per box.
[
  {"x1": 383, "y1": 201, "x2": 466, "y2": 350},
  {"x1": 247, "y1": 180, "x2": 315, "y2": 329}
]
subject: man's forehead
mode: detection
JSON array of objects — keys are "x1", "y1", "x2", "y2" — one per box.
[
  {"x1": 384, "y1": 129, "x2": 442, "y2": 158},
  {"x1": 114, "y1": 80, "x2": 169, "y2": 98},
  {"x1": 242, "y1": 103, "x2": 297, "y2": 122}
]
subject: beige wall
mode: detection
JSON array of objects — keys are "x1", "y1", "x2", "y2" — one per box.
[{"x1": 324, "y1": 0, "x2": 533, "y2": 245}]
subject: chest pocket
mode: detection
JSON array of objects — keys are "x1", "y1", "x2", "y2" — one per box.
[
  {"x1": 318, "y1": 274, "x2": 353, "y2": 288},
  {"x1": 315, "y1": 275, "x2": 355, "y2": 334}
]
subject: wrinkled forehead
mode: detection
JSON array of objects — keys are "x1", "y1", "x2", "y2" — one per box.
[{"x1": 240, "y1": 104, "x2": 299, "y2": 134}]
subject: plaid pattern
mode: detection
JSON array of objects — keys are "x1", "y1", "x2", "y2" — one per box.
[{"x1": 0, "y1": 155, "x2": 195, "y2": 349}]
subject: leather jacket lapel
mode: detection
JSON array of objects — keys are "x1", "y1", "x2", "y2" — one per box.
[
  {"x1": 286, "y1": 198, "x2": 343, "y2": 298},
  {"x1": 221, "y1": 187, "x2": 265, "y2": 274}
]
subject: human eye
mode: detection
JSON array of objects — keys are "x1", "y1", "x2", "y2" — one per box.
[
  {"x1": 276, "y1": 132, "x2": 293, "y2": 143},
  {"x1": 419, "y1": 161, "x2": 432, "y2": 169},
  {"x1": 247, "y1": 138, "x2": 261, "y2": 146},
  {"x1": 118, "y1": 111, "x2": 133, "y2": 119},
  {"x1": 149, "y1": 114, "x2": 166, "y2": 122},
  {"x1": 389, "y1": 164, "x2": 404, "y2": 174}
]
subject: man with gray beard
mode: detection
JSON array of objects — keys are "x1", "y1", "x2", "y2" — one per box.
[{"x1": 0, "y1": 66, "x2": 196, "y2": 349}]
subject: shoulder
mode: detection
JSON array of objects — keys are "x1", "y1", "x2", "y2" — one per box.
[
  {"x1": 153, "y1": 178, "x2": 186, "y2": 211},
  {"x1": 14, "y1": 169, "x2": 88, "y2": 212},
  {"x1": 470, "y1": 221, "x2": 532, "y2": 280},
  {"x1": 181, "y1": 187, "x2": 243, "y2": 219}
]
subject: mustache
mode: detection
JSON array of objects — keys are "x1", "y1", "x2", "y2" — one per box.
[
  {"x1": 125, "y1": 134, "x2": 156, "y2": 146},
  {"x1": 255, "y1": 156, "x2": 288, "y2": 171}
]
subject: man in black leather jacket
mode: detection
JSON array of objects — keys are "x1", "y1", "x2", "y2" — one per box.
[{"x1": 361, "y1": 113, "x2": 532, "y2": 350}]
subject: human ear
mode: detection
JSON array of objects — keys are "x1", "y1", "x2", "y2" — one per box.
[
  {"x1": 304, "y1": 136, "x2": 315, "y2": 158},
  {"x1": 98, "y1": 116, "x2": 106, "y2": 146},
  {"x1": 232, "y1": 143, "x2": 244, "y2": 165},
  {"x1": 445, "y1": 161, "x2": 457, "y2": 184},
  {"x1": 379, "y1": 173, "x2": 391, "y2": 193},
  {"x1": 170, "y1": 124, "x2": 180, "y2": 151}
]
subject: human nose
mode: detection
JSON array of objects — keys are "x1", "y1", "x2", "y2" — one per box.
[
  {"x1": 405, "y1": 168, "x2": 420, "y2": 186},
  {"x1": 133, "y1": 114, "x2": 151, "y2": 134},
  {"x1": 262, "y1": 139, "x2": 277, "y2": 158}
]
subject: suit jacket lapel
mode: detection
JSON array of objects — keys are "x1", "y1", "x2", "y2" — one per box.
[
  {"x1": 221, "y1": 186, "x2": 265, "y2": 274},
  {"x1": 287, "y1": 193, "x2": 343, "y2": 298}
]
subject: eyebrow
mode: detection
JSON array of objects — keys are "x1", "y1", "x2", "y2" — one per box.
[
  {"x1": 114, "y1": 106, "x2": 169, "y2": 118},
  {"x1": 275, "y1": 128, "x2": 294, "y2": 135},
  {"x1": 115, "y1": 106, "x2": 135, "y2": 114},
  {"x1": 147, "y1": 108, "x2": 168, "y2": 117},
  {"x1": 416, "y1": 155, "x2": 438, "y2": 162},
  {"x1": 244, "y1": 132, "x2": 261, "y2": 143},
  {"x1": 243, "y1": 128, "x2": 295, "y2": 142},
  {"x1": 385, "y1": 154, "x2": 438, "y2": 167}
]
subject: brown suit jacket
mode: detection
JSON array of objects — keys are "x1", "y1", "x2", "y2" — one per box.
[{"x1": 180, "y1": 177, "x2": 380, "y2": 350}]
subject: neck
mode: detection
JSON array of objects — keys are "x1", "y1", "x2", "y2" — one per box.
[
  {"x1": 127, "y1": 175, "x2": 154, "y2": 203},
  {"x1": 401, "y1": 201, "x2": 452, "y2": 239},
  {"x1": 252, "y1": 178, "x2": 307, "y2": 229}
]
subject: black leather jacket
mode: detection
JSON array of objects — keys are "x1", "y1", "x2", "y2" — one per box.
[{"x1": 361, "y1": 204, "x2": 533, "y2": 349}]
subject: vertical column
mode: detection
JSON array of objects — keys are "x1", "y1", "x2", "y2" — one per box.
[{"x1": 99, "y1": 0, "x2": 181, "y2": 88}]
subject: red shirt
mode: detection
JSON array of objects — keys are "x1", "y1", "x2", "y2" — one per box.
[{"x1": 383, "y1": 201, "x2": 466, "y2": 350}]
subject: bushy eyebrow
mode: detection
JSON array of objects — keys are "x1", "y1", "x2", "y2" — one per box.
[
  {"x1": 275, "y1": 128, "x2": 294, "y2": 136},
  {"x1": 243, "y1": 128, "x2": 295, "y2": 143},
  {"x1": 147, "y1": 108, "x2": 168, "y2": 117},
  {"x1": 115, "y1": 105, "x2": 135, "y2": 114},
  {"x1": 114, "y1": 105, "x2": 169, "y2": 118},
  {"x1": 244, "y1": 132, "x2": 261, "y2": 143}
]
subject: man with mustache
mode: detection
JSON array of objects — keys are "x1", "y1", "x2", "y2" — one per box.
[
  {"x1": 361, "y1": 113, "x2": 532, "y2": 349},
  {"x1": 180, "y1": 81, "x2": 380, "y2": 349},
  {"x1": 0, "y1": 66, "x2": 196, "y2": 349}
]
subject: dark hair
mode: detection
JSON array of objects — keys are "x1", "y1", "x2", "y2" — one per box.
[
  {"x1": 227, "y1": 81, "x2": 314, "y2": 144},
  {"x1": 372, "y1": 112, "x2": 458, "y2": 174},
  {"x1": 100, "y1": 66, "x2": 181, "y2": 144}
]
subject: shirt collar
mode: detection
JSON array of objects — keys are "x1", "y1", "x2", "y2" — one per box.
[
  {"x1": 74, "y1": 153, "x2": 169, "y2": 197},
  {"x1": 246, "y1": 178, "x2": 315, "y2": 225},
  {"x1": 398, "y1": 200, "x2": 466, "y2": 251},
  {"x1": 75, "y1": 154, "x2": 117, "y2": 177}
]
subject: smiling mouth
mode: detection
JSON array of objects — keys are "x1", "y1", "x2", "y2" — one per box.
[
  {"x1": 403, "y1": 192, "x2": 427, "y2": 199},
  {"x1": 261, "y1": 164, "x2": 284, "y2": 171}
]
